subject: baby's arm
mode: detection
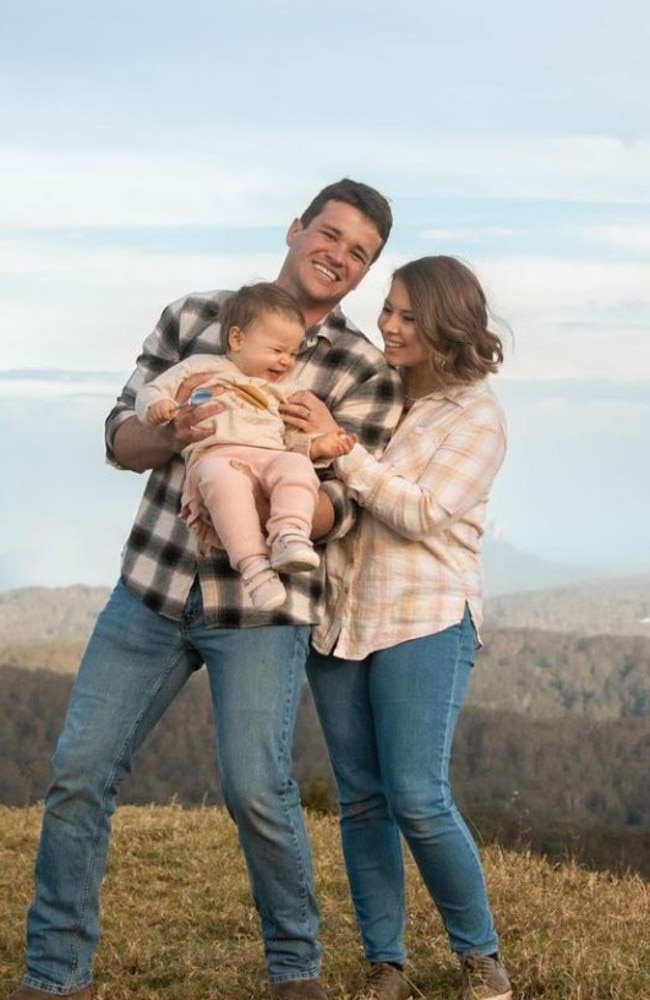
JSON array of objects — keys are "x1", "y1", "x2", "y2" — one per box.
[
  {"x1": 310, "y1": 428, "x2": 357, "y2": 461},
  {"x1": 135, "y1": 359, "x2": 192, "y2": 426}
]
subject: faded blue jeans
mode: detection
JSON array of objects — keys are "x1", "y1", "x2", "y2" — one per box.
[
  {"x1": 24, "y1": 581, "x2": 319, "y2": 994},
  {"x1": 307, "y1": 607, "x2": 498, "y2": 964}
]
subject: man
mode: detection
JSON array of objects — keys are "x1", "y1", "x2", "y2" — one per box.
[{"x1": 8, "y1": 179, "x2": 404, "y2": 1000}]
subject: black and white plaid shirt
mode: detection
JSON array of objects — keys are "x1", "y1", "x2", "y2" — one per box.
[{"x1": 105, "y1": 289, "x2": 404, "y2": 627}]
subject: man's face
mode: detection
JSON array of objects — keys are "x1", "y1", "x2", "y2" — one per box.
[{"x1": 277, "y1": 200, "x2": 384, "y2": 317}]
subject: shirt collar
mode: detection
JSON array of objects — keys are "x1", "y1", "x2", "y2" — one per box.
[
  {"x1": 421, "y1": 379, "x2": 490, "y2": 407},
  {"x1": 300, "y1": 305, "x2": 351, "y2": 352}
]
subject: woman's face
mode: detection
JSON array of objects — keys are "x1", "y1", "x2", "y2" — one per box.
[{"x1": 378, "y1": 278, "x2": 431, "y2": 370}]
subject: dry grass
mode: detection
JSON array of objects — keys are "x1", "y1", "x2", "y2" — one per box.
[{"x1": 1, "y1": 805, "x2": 648, "y2": 999}]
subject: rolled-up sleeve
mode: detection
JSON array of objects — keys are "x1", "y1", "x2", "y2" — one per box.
[{"x1": 105, "y1": 298, "x2": 198, "y2": 466}]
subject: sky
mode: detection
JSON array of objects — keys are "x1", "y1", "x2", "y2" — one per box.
[{"x1": 1, "y1": 0, "x2": 649, "y2": 590}]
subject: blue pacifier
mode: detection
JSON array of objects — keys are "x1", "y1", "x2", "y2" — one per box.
[{"x1": 188, "y1": 388, "x2": 214, "y2": 406}]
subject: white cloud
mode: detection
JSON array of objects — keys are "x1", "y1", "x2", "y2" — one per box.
[
  {"x1": 473, "y1": 256, "x2": 650, "y2": 380},
  {"x1": 385, "y1": 135, "x2": 650, "y2": 204},
  {"x1": 0, "y1": 241, "x2": 284, "y2": 369},
  {"x1": 571, "y1": 221, "x2": 650, "y2": 253},
  {"x1": 0, "y1": 148, "x2": 307, "y2": 228},
  {"x1": 492, "y1": 389, "x2": 650, "y2": 570},
  {"x1": 421, "y1": 227, "x2": 519, "y2": 242},
  {"x1": 0, "y1": 378, "x2": 119, "y2": 399},
  {"x1": 478, "y1": 255, "x2": 650, "y2": 310},
  {"x1": 2, "y1": 134, "x2": 650, "y2": 231}
]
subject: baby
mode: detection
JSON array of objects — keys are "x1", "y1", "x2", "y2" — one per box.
[{"x1": 135, "y1": 282, "x2": 354, "y2": 611}]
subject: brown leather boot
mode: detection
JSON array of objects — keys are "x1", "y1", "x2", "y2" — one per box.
[
  {"x1": 269, "y1": 980, "x2": 328, "y2": 999},
  {"x1": 6, "y1": 988, "x2": 92, "y2": 1000},
  {"x1": 353, "y1": 963, "x2": 413, "y2": 1000}
]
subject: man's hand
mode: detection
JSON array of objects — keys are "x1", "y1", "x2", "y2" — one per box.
[
  {"x1": 168, "y1": 378, "x2": 227, "y2": 451},
  {"x1": 113, "y1": 381, "x2": 226, "y2": 472},
  {"x1": 279, "y1": 390, "x2": 339, "y2": 437}
]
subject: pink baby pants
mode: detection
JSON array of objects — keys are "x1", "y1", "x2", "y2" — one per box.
[{"x1": 183, "y1": 444, "x2": 319, "y2": 568}]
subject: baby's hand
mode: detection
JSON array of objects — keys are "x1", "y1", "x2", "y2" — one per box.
[
  {"x1": 148, "y1": 398, "x2": 178, "y2": 424},
  {"x1": 310, "y1": 428, "x2": 357, "y2": 460}
]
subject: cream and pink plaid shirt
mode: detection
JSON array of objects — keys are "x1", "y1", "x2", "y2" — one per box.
[{"x1": 313, "y1": 379, "x2": 507, "y2": 659}]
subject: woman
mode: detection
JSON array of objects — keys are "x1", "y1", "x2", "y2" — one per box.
[{"x1": 306, "y1": 257, "x2": 512, "y2": 1000}]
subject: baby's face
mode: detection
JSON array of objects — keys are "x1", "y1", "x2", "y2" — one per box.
[{"x1": 228, "y1": 311, "x2": 305, "y2": 382}]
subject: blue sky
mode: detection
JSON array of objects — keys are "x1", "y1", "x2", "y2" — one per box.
[{"x1": 1, "y1": 0, "x2": 649, "y2": 589}]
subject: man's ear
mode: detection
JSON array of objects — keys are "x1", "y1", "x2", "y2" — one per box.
[
  {"x1": 228, "y1": 326, "x2": 244, "y2": 352},
  {"x1": 285, "y1": 218, "x2": 303, "y2": 246}
]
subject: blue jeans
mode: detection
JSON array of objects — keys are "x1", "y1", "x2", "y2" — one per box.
[
  {"x1": 307, "y1": 608, "x2": 498, "y2": 963},
  {"x1": 24, "y1": 581, "x2": 318, "y2": 993}
]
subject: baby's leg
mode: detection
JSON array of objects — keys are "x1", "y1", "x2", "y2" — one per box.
[
  {"x1": 190, "y1": 452, "x2": 268, "y2": 568},
  {"x1": 261, "y1": 452, "x2": 321, "y2": 573},
  {"x1": 262, "y1": 451, "x2": 319, "y2": 543},
  {"x1": 190, "y1": 452, "x2": 286, "y2": 610}
]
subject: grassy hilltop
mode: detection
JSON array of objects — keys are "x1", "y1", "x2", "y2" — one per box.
[{"x1": 1, "y1": 805, "x2": 648, "y2": 1000}]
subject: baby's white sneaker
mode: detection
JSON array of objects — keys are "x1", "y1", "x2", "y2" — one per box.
[
  {"x1": 270, "y1": 533, "x2": 320, "y2": 574},
  {"x1": 240, "y1": 558, "x2": 287, "y2": 611}
]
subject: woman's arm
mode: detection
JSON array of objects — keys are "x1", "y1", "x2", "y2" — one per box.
[{"x1": 334, "y1": 412, "x2": 507, "y2": 541}]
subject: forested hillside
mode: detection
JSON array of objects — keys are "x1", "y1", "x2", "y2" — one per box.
[
  {"x1": 3, "y1": 620, "x2": 649, "y2": 721},
  {"x1": 2, "y1": 581, "x2": 648, "y2": 878},
  {"x1": 2, "y1": 572, "x2": 649, "y2": 656},
  {"x1": 472, "y1": 628, "x2": 650, "y2": 718},
  {"x1": 1, "y1": 666, "x2": 648, "y2": 877}
]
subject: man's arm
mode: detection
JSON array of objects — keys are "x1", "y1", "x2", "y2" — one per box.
[
  {"x1": 105, "y1": 292, "x2": 228, "y2": 473},
  {"x1": 111, "y1": 415, "x2": 184, "y2": 472},
  {"x1": 112, "y1": 391, "x2": 226, "y2": 472}
]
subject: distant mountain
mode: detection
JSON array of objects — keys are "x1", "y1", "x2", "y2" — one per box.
[
  {"x1": 481, "y1": 538, "x2": 594, "y2": 596},
  {"x1": 0, "y1": 585, "x2": 109, "y2": 672},
  {"x1": 1, "y1": 562, "x2": 648, "y2": 674},
  {"x1": 0, "y1": 584, "x2": 109, "y2": 640},
  {"x1": 484, "y1": 574, "x2": 650, "y2": 637}
]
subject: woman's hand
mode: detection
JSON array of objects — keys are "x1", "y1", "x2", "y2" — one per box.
[{"x1": 279, "y1": 390, "x2": 339, "y2": 437}]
